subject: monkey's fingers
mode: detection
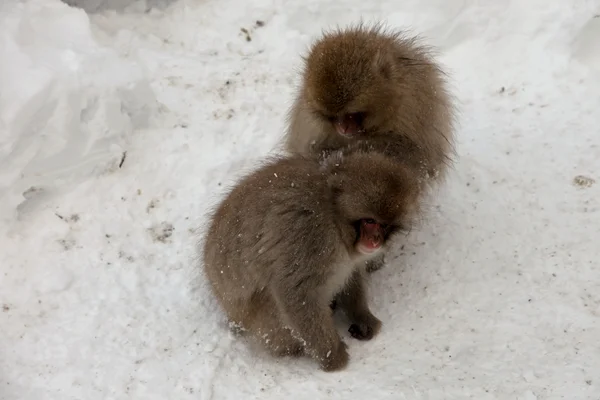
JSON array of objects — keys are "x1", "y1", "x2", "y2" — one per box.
[
  {"x1": 348, "y1": 315, "x2": 382, "y2": 341},
  {"x1": 365, "y1": 257, "x2": 385, "y2": 273}
]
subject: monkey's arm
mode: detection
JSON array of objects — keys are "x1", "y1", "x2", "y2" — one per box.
[
  {"x1": 271, "y1": 277, "x2": 348, "y2": 372},
  {"x1": 335, "y1": 270, "x2": 382, "y2": 341}
]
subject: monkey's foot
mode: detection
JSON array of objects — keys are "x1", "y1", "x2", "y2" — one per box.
[
  {"x1": 348, "y1": 313, "x2": 382, "y2": 341},
  {"x1": 273, "y1": 342, "x2": 305, "y2": 357},
  {"x1": 319, "y1": 340, "x2": 349, "y2": 372},
  {"x1": 267, "y1": 332, "x2": 305, "y2": 358}
]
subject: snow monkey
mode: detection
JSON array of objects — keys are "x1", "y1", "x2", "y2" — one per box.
[
  {"x1": 202, "y1": 150, "x2": 421, "y2": 371},
  {"x1": 284, "y1": 23, "x2": 456, "y2": 273}
]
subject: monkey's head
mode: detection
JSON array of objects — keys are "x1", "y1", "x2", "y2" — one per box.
[
  {"x1": 326, "y1": 152, "x2": 421, "y2": 256},
  {"x1": 301, "y1": 25, "x2": 427, "y2": 140}
]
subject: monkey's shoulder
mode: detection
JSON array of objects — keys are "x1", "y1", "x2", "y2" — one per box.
[{"x1": 240, "y1": 157, "x2": 326, "y2": 191}]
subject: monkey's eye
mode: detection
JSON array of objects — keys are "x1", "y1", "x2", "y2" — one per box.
[
  {"x1": 312, "y1": 110, "x2": 334, "y2": 122},
  {"x1": 347, "y1": 112, "x2": 366, "y2": 125},
  {"x1": 363, "y1": 218, "x2": 377, "y2": 225}
]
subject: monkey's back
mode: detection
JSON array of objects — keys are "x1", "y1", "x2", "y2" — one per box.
[
  {"x1": 202, "y1": 156, "x2": 345, "y2": 318},
  {"x1": 385, "y1": 34, "x2": 455, "y2": 178}
]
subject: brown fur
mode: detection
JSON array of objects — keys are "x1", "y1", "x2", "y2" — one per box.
[
  {"x1": 284, "y1": 24, "x2": 456, "y2": 273},
  {"x1": 202, "y1": 151, "x2": 421, "y2": 371},
  {"x1": 286, "y1": 23, "x2": 455, "y2": 178}
]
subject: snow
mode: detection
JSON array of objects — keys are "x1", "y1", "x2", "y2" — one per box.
[{"x1": 0, "y1": 0, "x2": 599, "y2": 398}]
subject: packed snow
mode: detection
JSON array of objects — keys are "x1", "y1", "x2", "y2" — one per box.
[{"x1": 1, "y1": 0, "x2": 599, "y2": 398}]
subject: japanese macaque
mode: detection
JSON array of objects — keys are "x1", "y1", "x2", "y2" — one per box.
[
  {"x1": 284, "y1": 23, "x2": 456, "y2": 272},
  {"x1": 202, "y1": 151, "x2": 421, "y2": 371}
]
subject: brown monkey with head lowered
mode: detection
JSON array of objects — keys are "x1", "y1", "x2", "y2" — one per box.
[
  {"x1": 202, "y1": 151, "x2": 421, "y2": 372},
  {"x1": 284, "y1": 24, "x2": 456, "y2": 272}
]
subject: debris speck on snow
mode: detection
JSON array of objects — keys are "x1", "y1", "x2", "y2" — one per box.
[
  {"x1": 148, "y1": 222, "x2": 175, "y2": 243},
  {"x1": 573, "y1": 175, "x2": 595, "y2": 188}
]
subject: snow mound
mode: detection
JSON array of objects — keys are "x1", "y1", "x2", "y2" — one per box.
[
  {"x1": 0, "y1": 0, "x2": 159, "y2": 223},
  {"x1": 62, "y1": 0, "x2": 176, "y2": 13}
]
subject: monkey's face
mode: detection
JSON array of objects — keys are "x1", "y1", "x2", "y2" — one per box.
[
  {"x1": 304, "y1": 74, "x2": 394, "y2": 140},
  {"x1": 354, "y1": 218, "x2": 393, "y2": 255},
  {"x1": 351, "y1": 214, "x2": 407, "y2": 256},
  {"x1": 328, "y1": 153, "x2": 420, "y2": 255},
  {"x1": 302, "y1": 31, "x2": 396, "y2": 140},
  {"x1": 330, "y1": 112, "x2": 366, "y2": 138}
]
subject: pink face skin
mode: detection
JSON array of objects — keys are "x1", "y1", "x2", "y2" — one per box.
[
  {"x1": 356, "y1": 219, "x2": 384, "y2": 255},
  {"x1": 334, "y1": 113, "x2": 364, "y2": 137}
]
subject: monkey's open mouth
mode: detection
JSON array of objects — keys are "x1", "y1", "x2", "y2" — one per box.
[
  {"x1": 356, "y1": 218, "x2": 383, "y2": 255},
  {"x1": 334, "y1": 113, "x2": 365, "y2": 137}
]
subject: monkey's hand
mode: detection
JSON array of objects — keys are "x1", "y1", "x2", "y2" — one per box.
[
  {"x1": 348, "y1": 312, "x2": 382, "y2": 341},
  {"x1": 329, "y1": 299, "x2": 337, "y2": 311},
  {"x1": 365, "y1": 253, "x2": 385, "y2": 273},
  {"x1": 320, "y1": 339, "x2": 349, "y2": 372}
]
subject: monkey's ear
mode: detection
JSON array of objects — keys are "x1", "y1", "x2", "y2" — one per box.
[{"x1": 373, "y1": 49, "x2": 392, "y2": 80}]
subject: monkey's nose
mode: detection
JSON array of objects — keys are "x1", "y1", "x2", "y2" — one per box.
[
  {"x1": 334, "y1": 115, "x2": 360, "y2": 137},
  {"x1": 334, "y1": 118, "x2": 350, "y2": 136}
]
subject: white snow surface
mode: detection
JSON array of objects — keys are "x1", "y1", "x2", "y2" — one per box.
[{"x1": 1, "y1": 0, "x2": 599, "y2": 398}]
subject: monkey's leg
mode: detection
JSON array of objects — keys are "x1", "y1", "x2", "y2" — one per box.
[
  {"x1": 365, "y1": 253, "x2": 385, "y2": 273},
  {"x1": 243, "y1": 293, "x2": 304, "y2": 357},
  {"x1": 335, "y1": 270, "x2": 382, "y2": 341},
  {"x1": 273, "y1": 287, "x2": 349, "y2": 372}
]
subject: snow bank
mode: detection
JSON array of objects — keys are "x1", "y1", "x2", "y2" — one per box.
[
  {"x1": 62, "y1": 0, "x2": 176, "y2": 13},
  {"x1": 0, "y1": 0, "x2": 158, "y2": 223}
]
